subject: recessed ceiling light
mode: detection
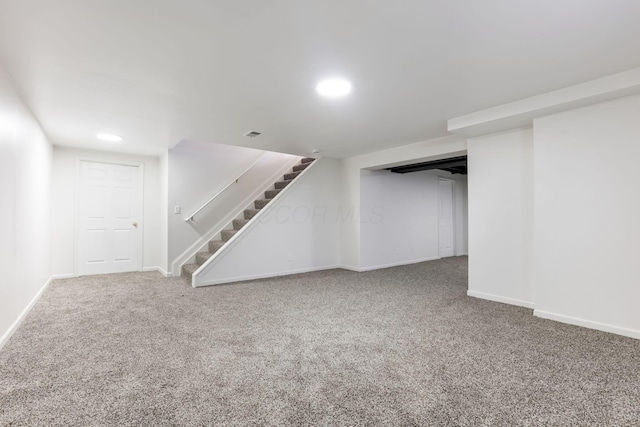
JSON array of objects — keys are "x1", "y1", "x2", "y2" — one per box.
[
  {"x1": 316, "y1": 78, "x2": 352, "y2": 98},
  {"x1": 97, "y1": 133, "x2": 123, "y2": 142}
]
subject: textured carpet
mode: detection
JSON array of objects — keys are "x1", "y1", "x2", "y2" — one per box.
[{"x1": 1, "y1": 257, "x2": 639, "y2": 426}]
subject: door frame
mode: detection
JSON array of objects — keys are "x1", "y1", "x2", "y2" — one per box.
[
  {"x1": 437, "y1": 176, "x2": 456, "y2": 258},
  {"x1": 74, "y1": 158, "x2": 145, "y2": 276}
]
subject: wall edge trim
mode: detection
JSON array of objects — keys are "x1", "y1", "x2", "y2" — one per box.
[
  {"x1": 357, "y1": 256, "x2": 441, "y2": 272},
  {"x1": 193, "y1": 264, "x2": 341, "y2": 287},
  {"x1": 0, "y1": 276, "x2": 54, "y2": 351},
  {"x1": 467, "y1": 290, "x2": 535, "y2": 309},
  {"x1": 51, "y1": 273, "x2": 76, "y2": 279},
  {"x1": 534, "y1": 309, "x2": 640, "y2": 340},
  {"x1": 142, "y1": 266, "x2": 171, "y2": 277}
]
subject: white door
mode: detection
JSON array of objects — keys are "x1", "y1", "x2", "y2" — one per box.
[
  {"x1": 438, "y1": 178, "x2": 455, "y2": 258},
  {"x1": 77, "y1": 161, "x2": 143, "y2": 275}
]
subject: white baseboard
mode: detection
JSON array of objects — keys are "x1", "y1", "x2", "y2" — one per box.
[
  {"x1": 338, "y1": 265, "x2": 363, "y2": 272},
  {"x1": 355, "y1": 257, "x2": 441, "y2": 273},
  {"x1": 142, "y1": 266, "x2": 172, "y2": 277},
  {"x1": 51, "y1": 273, "x2": 76, "y2": 279},
  {"x1": 0, "y1": 276, "x2": 55, "y2": 351},
  {"x1": 194, "y1": 264, "x2": 341, "y2": 288},
  {"x1": 467, "y1": 290, "x2": 535, "y2": 309},
  {"x1": 534, "y1": 309, "x2": 640, "y2": 340}
]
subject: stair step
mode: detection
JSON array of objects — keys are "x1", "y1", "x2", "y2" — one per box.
[
  {"x1": 244, "y1": 209, "x2": 261, "y2": 220},
  {"x1": 196, "y1": 251, "x2": 213, "y2": 265},
  {"x1": 293, "y1": 162, "x2": 310, "y2": 172},
  {"x1": 233, "y1": 218, "x2": 249, "y2": 230},
  {"x1": 254, "y1": 199, "x2": 270, "y2": 209},
  {"x1": 265, "y1": 189, "x2": 281, "y2": 199},
  {"x1": 301, "y1": 157, "x2": 315, "y2": 164},
  {"x1": 274, "y1": 180, "x2": 291, "y2": 190},
  {"x1": 182, "y1": 263, "x2": 199, "y2": 279},
  {"x1": 221, "y1": 229, "x2": 238, "y2": 241},
  {"x1": 208, "y1": 240, "x2": 225, "y2": 253},
  {"x1": 284, "y1": 171, "x2": 301, "y2": 180}
]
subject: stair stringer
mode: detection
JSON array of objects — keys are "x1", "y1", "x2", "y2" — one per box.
[
  {"x1": 170, "y1": 155, "x2": 302, "y2": 276},
  {"x1": 192, "y1": 158, "x2": 325, "y2": 287}
]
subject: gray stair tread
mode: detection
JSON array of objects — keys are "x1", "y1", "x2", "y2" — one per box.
[
  {"x1": 221, "y1": 229, "x2": 238, "y2": 240},
  {"x1": 233, "y1": 218, "x2": 249, "y2": 230},
  {"x1": 265, "y1": 189, "x2": 281, "y2": 199},
  {"x1": 293, "y1": 162, "x2": 310, "y2": 172},
  {"x1": 284, "y1": 171, "x2": 301, "y2": 180},
  {"x1": 209, "y1": 240, "x2": 225, "y2": 251},
  {"x1": 182, "y1": 263, "x2": 199, "y2": 277},
  {"x1": 196, "y1": 251, "x2": 213, "y2": 264},
  {"x1": 301, "y1": 157, "x2": 315, "y2": 164},
  {"x1": 254, "y1": 199, "x2": 270, "y2": 209},
  {"x1": 244, "y1": 208, "x2": 261, "y2": 220},
  {"x1": 274, "y1": 180, "x2": 291, "y2": 190}
]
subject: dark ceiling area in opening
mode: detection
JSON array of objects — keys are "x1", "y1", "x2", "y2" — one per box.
[{"x1": 387, "y1": 156, "x2": 467, "y2": 175}]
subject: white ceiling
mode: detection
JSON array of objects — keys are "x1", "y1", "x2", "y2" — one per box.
[{"x1": 1, "y1": 0, "x2": 640, "y2": 158}]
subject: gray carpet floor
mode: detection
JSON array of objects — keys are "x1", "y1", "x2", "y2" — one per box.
[{"x1": 1, "y1": 257, "x2": 639, "y2": 426}]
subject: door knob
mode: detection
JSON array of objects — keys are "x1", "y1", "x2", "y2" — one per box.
[{"x1": 133, "y1": 222, "x2": 138, "y2": 228}]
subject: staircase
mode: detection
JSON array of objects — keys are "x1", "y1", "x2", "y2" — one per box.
[{"x1": 181, "y1": 157, "x2": 316, "y2": 280}]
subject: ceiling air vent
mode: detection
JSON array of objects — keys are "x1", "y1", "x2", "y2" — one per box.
[{"x1": 243, "y1": 131, "x2": 262, "y2": 138}]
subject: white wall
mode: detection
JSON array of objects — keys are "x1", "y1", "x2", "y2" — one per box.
[
  {"x1": 533, "y1": 95, "x2": 640, "y2": 338},
  {"x1": 159, "y1": 152, "x2": 169, "y2": 274},
  {"x1": 194, "y1": 158, "x2": 342, "y2": 286},
  {"x1": 168, "y1": 140, "x2": 298, "y2": 272},
  {"x1": 359, "y1": 169, "x2": 467, "y2": 270},
  {"x1": 0, "y1": 65, "x2": 52, "y2": 348},
  {"x1": 51, "y1": 147, "x2": 163, "y2": 276},
  {"x1": 340, "y1": 135, "x2": 468, "y2": 270},
  {"x1": 457, "y1": 175, "x2": 469, "y2": 256},
  {"x1": 467, "y1": 128, "x2": 534, "y2": 308}
]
